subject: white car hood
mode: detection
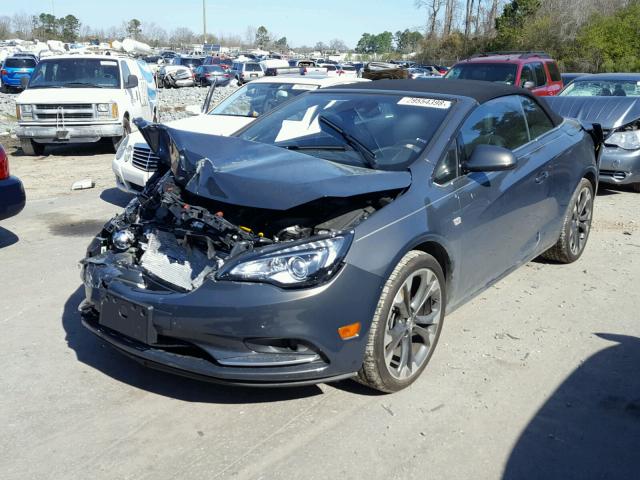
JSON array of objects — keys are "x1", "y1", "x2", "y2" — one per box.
[
  {"x1": 16, "y1": 88, "x2": 123, "y2": 105},
  {"x1": 128, "y1": 114, "x2": 254, "y2": 147}
]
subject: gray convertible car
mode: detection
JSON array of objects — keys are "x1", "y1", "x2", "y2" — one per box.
[
  {"x1": 79, "y1": 80, "x2": 599, "y2": 392},
  {"x1": 548, "y1": 73, "x2": 640, "y2": 192}
]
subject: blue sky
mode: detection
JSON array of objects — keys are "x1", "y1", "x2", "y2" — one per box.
[{"x1": 12, "y1": 0, "x2": 426, "y2": 47}]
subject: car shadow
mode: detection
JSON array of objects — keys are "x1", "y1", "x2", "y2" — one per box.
[
  {"x1": 12, "y1": 140, "x2": 115, "y2": 158},
  {"x1": 502, "y1": 333, "x2": 640, "y2": 479},
  {"x1": 62, "y1": 286, "x2": 324, "y2": 403},
  {"x1": 100, "y1": 187, "x2": 134, "y2": 208},
  {"x1": 0, "y1": 225, "x2": 19, "y2": 248},
  {"x1": 597, "y1": 184, "x2": 636, "y2": 196}
]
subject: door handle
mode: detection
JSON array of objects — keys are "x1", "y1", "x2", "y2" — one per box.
[{"x1": 535, "y1": 171, "x2": 549, "y2": 183}]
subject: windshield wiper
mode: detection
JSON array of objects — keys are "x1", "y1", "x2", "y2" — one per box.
[
  {"x1": 63, "y1": 82, "x2": 104, "y2": 88},
  {"x1": 317, "y1": 114, "x2": 377, "y2": 168},
  {"x1": 283, "y1": 145, "x2": 347, "y2": 151}
]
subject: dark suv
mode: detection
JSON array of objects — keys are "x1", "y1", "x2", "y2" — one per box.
[{"x1": 446, "y1": 52, "x2": 563, "y2": 96}]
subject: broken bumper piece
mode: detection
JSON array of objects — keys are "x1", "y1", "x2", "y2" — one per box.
[{"x1": 79, "y1": 260, "x2": 382, "y2": 385}]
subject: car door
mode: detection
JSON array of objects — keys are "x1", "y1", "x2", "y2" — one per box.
[
  {"x1": 530, "y1": 62, "x2": 551, "y2": 96},
  {"x1": 456, "y1": 95, "x2": 552, "y2": 297},
  {"x1": 121, "y1": 60, "x2": 142, "y2": 119}
]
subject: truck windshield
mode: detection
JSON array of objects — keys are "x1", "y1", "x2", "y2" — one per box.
[
  {"x1": 445, "y1": 63, "x2": 519, "y2": 85},
  {"x1": 28, "y1": 58, "x2": 121, "y2": 89}
]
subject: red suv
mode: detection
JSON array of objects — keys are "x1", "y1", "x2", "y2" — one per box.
[{"x1": 445, "y1": 52, "x2": 563, "y2": 96}]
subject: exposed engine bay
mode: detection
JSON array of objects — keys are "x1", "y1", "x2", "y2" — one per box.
[{"x1": 85, "y1": 173, "x2": 397, "y2": 291}]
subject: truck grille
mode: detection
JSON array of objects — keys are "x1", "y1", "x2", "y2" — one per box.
[
  {"x1": 35, "y1": 104, "x2": 92, "y2": 109},
  {"x1": 36, "y1": 113, "x2": 94, "y2": 119},
  {"x1": 132, "y1": 146, "x2": 160, "y2": 172},
  {"x1": 33, "y1": 103, "x2": 96, "y2": 122}
]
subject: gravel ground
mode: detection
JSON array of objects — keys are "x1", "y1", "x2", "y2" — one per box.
[{"x1": 0, "y1": 82, "x2": 239, "y2": 137}]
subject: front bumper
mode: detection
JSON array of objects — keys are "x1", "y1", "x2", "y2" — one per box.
[
  {"x1": 80, "y1": 260, "x2": 382, "y2": 385},
  {"x1": 0, "y1": 175, "x2": 26, "y2": 220},
  {"x1": 599, "y1": 147, "x2": 640, "y2": 186},
  {"x1": 16, "y1": 123, "x2": 124, "y2": 144}
]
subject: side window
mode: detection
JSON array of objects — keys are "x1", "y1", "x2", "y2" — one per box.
[
  {"x1": 532, "y1": 62, "x2": 547, "y2": 87},
  {"x1": 547, "y1": 62, "x2": 561, "y2": 82},
  {"x1": 120, "y1": 61, "x2": 131, "y2": 87},
  {"x1": 434, "y1": 140, "x2": 459, "y2": 184},
  {"x1": 521, "y1": 96, "x2": 555, "y2": 139},
  {"x1": 460, "y1": 96, "x2": 530, "y2": 159},
  {"x1": 519, "y1": 65, "x2": 534, "y2": 87}
]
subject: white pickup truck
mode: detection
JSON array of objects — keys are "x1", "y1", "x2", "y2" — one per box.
[
  {"x1": 113, "y1": 75, "x2": 369, "y2": 193},
  {"x1": 15, "y1": 54, "x2": 157, "y2": 155}
]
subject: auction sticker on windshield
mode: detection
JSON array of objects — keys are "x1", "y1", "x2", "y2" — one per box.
[{"x1": 398, "y1": 97, "x2": 452, "y2": 109}]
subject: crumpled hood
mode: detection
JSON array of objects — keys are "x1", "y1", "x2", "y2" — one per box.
[
  {"x1": 544, "y1": 96, "x2": 640, "y2": 131},
  {"x1": 136, "y1": 120, "x2": 411, "y2": 210}
]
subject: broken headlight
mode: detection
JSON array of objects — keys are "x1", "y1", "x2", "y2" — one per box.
[
  {"x1": 607, "y1": 129, "x2": 640, "y2": 150},
  {"x1": 218, "y1": 233, "x2": 353, "y2": 287}
]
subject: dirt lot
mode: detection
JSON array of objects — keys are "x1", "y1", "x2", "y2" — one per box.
[{"x1": 1, "y1": 144, "x2": 639, "y2": 480}]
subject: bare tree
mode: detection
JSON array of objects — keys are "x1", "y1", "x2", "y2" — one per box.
[
  {"x1": 0, "y1": 16, "x2": 11, "y2": 38},
  {"x1": 11, "y1": 12, "x2": 32, "y2": 39},
  {"x1": 416, "y1": 0, "x2": 445, "y2": 38},
  {"x1": 443, "y1": 0, "x2": 458, "y2": 36}
]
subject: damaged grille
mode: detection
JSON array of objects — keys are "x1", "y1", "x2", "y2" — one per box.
[
  {"x1": 140, "y1": 230, "x2": 217, "y2": 291},
  {"x1": 132, "y1": 146, "x2": 160, "y2": 172}
]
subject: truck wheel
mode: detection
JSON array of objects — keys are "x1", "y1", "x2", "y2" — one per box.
[
  {"x1": 632, "y1": 183, "x2": 640, "y2": 193},
  {"x1": 111, "y1": 117, "x2": 131, "y2": 151},
  {"x1": 20, "y1": 139, "x2": 45, "y2": 156}
]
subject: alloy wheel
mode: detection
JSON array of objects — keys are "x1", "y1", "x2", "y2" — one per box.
[
  {"x1": 383, "y1": 268, "x2": 442, "y2": 380},
  {"x1": 569, "y1": 186, "x2": 592, "y2": 256}
]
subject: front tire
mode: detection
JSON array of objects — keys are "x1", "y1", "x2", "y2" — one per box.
[
  {"x1": 20, "y1": 138, "x2": 45, "y2": 156},
  {"x1": 357, "y1": 251, "x2": 445, "y2": 393},
  {"x1": 111, "y1": 117, "x2": 131, "y2": 152},
  {"x1": 542, "y1": 178, "x2": 594, "y2": 263}
]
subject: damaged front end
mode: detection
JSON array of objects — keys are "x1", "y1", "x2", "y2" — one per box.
[{"x1": 79, "y1": 121, "x2": 409, "y2": 384}]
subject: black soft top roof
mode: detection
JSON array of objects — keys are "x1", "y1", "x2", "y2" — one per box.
[{"x1": 332, "y1": 78, "x2": 563, "y2": 125}]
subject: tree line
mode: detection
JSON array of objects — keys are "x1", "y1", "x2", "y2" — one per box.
[{"x1": 354, "y1": 0, "x2": 640, "y2": 71}]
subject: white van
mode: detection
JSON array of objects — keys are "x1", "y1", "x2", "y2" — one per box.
[{"x1": 15, "y1": 54, "x2": 157, "y2": 155}]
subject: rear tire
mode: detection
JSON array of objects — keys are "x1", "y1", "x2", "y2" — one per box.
[
  {"x1": 542, "y1": 178, "x2": 594, "y2": 263},
  {"x1": 357, "y1": 251, "x2": 446, "y2": 393},
  {"x1": 20, "y1": 138, "x2": 45, "y2": 156}
]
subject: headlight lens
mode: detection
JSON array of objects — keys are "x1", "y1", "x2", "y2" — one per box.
[
  {"x1": 115, "y1": 135, "x2": 130, "y2": 160},
  {"x1": 218, "y1": 233, "x2": 353, "y2": 287},
  {"x1": 606, "y1": 130, "x2": 640, "y2": 150},
  {"x1": 97, "y1": 103, "x2": 110, "y2": 112},
  {"x1": 19, "y1": 104, "x2": 33, "y2": 118}
]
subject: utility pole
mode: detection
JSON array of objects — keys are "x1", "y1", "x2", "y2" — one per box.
[{"x1": 202, "y1": 0, "x2": 207, "y2": 45}]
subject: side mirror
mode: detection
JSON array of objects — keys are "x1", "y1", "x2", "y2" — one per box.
[
  {"x1": 21, "y1": 76, "x2": 29, "y2": 89},
  {"x1": 523, "y1": 80, "x2": 535, "y2": 90},
  {"x1": 463, "y1": 145, "x2": 517, "y2": 173},
  {"x1": 125, "y1": 74, "x2": 138, "y2": 89},
  {"x1": 185, "y1": 104, "x2": 201, "y2": 116}
]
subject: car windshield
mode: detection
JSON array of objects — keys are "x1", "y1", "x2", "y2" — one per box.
[
  {"x1": 560, "y1": 79, "x2": 640, "y2": 97},
  {"x1": 238, "y1": 91, "x2": 453, "y2": 171},
  {"x1": 210, "y1": 82, "x2": 319, "y2": 117},
  {"x1": 5, "y1": 57, "x2": 36, "y2": 68},
  {"x1": 28, "y1": 58, "x2": 121, "y2": 89},
  {"x1": 446, "y1": 63, "x2": 519, "y2": 85}
]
